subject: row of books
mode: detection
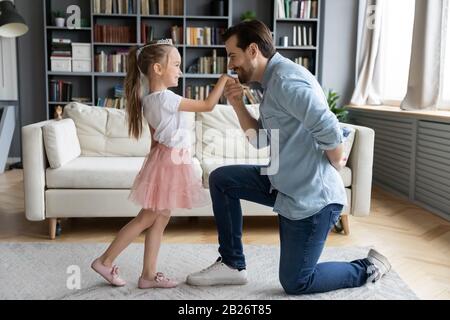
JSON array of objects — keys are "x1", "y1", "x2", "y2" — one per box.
[
  {"x1": 97, "y1": 97, "x2": 126, "y2": 109},
  {"x1": 140, "y1": 0, "x2": 183, "y2": 15},
  {"x1": 294, "y1": 56, "x2": 313, "y2": 71},
  {"x1": 243, "y1": 87, "x2": 263, "y2": 105},
  {"x1": 185, "y1": 27, "x2": 226, "y2": 46},
  {"x1": 97, "y1": 85, "x2": 126, "y2": 108},
  {"x1": 277, "y1": 0, "x2": 319, "y2": 19},
  {"x1": 95, "y1": 51, "x2": 129, "y2": 73},
  {"x1": 185, "y1": 85, "x2": 227, "y2": 104},
  {"x1": 187, "y1": 50, "x2": 227, "y2": 74},
  {"x1": 94, "y1": 25, "x2": 136, "y2": 43},
  {"x1": 51, "y1": 38, "x2": 72, "y2": 58},
  {"x1": 140, "y1": 24, "x2": 183, "y2": 44},
  {"x1": 49, "y1": 80, "x2": 73, "y2": 102},
  {"x1": 93, "y1": 0, "x2": 135, "y2": 14},
  {"x1": 292, "y1": 25, "x2": 315, "y2": 47}
]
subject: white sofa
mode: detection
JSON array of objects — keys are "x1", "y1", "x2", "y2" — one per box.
[{"x1": 22, "y1": 103, "x2": 374, "y2": 239}]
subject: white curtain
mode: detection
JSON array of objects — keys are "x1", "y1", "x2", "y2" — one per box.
[
  {"x1": 351, "y1": 0, "x2": 450, "y2": 110},
  {"x1": 401, "y1": 0, "x2": 449, "y2": 110},
  {"x1": 350, "y1": 0, "x2": 385, "y2": 106}
]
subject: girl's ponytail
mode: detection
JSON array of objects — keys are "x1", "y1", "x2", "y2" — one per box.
[
  {"x1": 125, "y1": 42, "x2": 174, "y2": 140},
  {"x1": 125, "y1": 46, "x2": 143, "y2": 140}
]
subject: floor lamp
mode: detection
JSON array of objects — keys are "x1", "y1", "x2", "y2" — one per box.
[{"x1": 0, "y1": 0, "x2": 28, "y2": 170}]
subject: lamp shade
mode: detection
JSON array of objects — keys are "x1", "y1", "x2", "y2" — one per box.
[{"x1": 0, "y1": 1, "x2": 28, "y2": 38}]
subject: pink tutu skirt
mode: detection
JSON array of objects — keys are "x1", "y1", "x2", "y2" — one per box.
[{"x1": 128, "y1": 143, "x2": 210, "y2": 211}]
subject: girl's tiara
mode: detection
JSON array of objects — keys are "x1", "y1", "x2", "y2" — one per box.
[{"x1": 136, "y1": 39, "x2": 174, "y2": 59}]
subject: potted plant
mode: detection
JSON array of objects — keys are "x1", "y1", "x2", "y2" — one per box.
[
  {"x1": 240, "y1": 11, "x2": 257, "y2": 22},
  {"x1": 52, "y1": 11, "x2": 65, "y2": 27},
  {"x1": 326, "y1": 89, "x2": 348, "y2": 123}
]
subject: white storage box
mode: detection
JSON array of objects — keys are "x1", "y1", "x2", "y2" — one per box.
[
  {"x1": 72, "y1": 43, "x2": 91, "y2": 60},
  {"x1": 72, "y1": 59, "x2": 92, "y2": 72},
  {"x1": 50, "y1": 57, "x2": 72, "y2": 72}
]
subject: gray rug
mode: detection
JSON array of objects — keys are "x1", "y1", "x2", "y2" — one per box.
[{"x1": 0, "y1": 243, "x2": 418, "y2": 300}]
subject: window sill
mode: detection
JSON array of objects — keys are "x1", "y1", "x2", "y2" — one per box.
[{"x1": 345, "y1": 105, "x2": 450, "y2": 123}]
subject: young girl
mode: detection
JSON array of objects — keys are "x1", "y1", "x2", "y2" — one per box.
[{"x1": 91, "y1": 39, "x2": 231, "y2": 289}]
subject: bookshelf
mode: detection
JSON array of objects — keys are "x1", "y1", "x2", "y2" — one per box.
[
  {"x1": 273, "y1": 0, "x2": 320, "y2": 76},
  {"x1": 43, "y1": 0, "x2": 321, "y2": 119}
]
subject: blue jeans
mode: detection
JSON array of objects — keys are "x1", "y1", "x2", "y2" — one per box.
[{"x1": 209, "y1": 165, "x2": 372, "y2": 295}]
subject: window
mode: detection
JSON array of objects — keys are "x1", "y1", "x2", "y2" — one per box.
[
  {"x1": 379, "y1": 0, "x2": 415, "y2": 104},
  {"x1": 441, "y1": 3, "x2": 450, "y2": 108}
]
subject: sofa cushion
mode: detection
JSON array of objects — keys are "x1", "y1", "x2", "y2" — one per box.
[
  {"x1": 63, "y1": 103, "x2": 151, "y2": 157},
  {"x1": 46, "y1": 157, "x2": 203, "y2": 189},
  {"x1": 42, "y1": 119, "x2": 81, "y2": 169},
  {"x1": 63, "y1": 102, "x2": 197, "y2": 157},
  {"x1": 201, "y1": 158, "x2": 352, "y2": 188},
  {"x1": 196, "y1": 104, "x2": 270, "y2": 160}
]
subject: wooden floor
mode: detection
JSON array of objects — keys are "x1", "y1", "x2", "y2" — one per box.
[{"x1": 1, "y1": 169, "x2": 449, "y2": 299}]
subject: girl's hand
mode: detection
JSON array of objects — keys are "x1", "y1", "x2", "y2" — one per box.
[
  {"x1": 224, "y1": 77, "x2": 244, "y2": 107},
  {"x1": 219, "y1": 73, "x2": 235, "y2": 82},
  {"x1": 179, "y1": 74, "x2": 233, "y2": 112}
]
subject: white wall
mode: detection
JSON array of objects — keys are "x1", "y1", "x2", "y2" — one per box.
[{"x1": 320, "y1": 0, "x2": 359, "y2": 107}]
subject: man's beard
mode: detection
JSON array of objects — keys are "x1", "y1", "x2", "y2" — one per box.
[{"x1": 237, "y1": 67, "x2": 252, "y2": 84}]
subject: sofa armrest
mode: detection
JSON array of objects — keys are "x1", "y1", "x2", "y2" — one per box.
[
  {"x1": 345, "y1": 124, "x2": 375, "y2": 217},
  {"x1": 22, "y1": 120, "x2": 56, "y2": 221}
]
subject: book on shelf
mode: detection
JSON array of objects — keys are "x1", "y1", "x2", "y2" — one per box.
[
  {"x1": 140, "y1": 23, "x2": 154, "y2": 43},
  {"x1": 97, "y1": 97, "x2": 126, "y2": 109},
  {"x1": 292, "y1": 25, "x2": 314, "y2": 46},
  {"x1": 243, "y1": 87, "x2": 263, "y2": 105},
  {"x1": 187, "y1": 49, "x2": 227, "y2": 74},
  {"x1": 52, "y1": 38, "x2": 71, "y2": 44},
  {"x1": 114, "y1": 84, "x2": 124, "y2": 98},
  {"x1": 49, "y1": 80, "x2": 73, "y2": 102},
  {"x1": 51, "y1": 38, "x2": 72, "y2": 57},
  {"x1": 95, "y1": 50, "x2": 129, "y2": 73},
  {"x1": 140, "y1": 23, "x2": 183, "y2": 44},
  {"x1": 277, "y1": 0, "x2": 318, "y2": 19},
  {"x1": 141, "y1": 0, "x2": 183, "y2": 15},
  {"x1": 170, "y1": 25, "x2": 183, "y2": 45},
  {"x1": 294, "y1": 56, "x2": 313, "y2": 72},
  {"x1": 97, "y1": 85, "x2": 126, "y2": 109},
  {"x1": 185, "y1": 85, "x2": 227, "y2": 104},
  {"x1": 93, "y1": 0, "x2": 135, "y2": 14},
  {"x1": 186, "y1": 27, "x2": 226, "y2": 46},
  {"x1": 94, "y1": 24, "x2": 135, "y2": 43},
  {"x1": 71, "y1": 97, "x2": 92, "y2": 104}
]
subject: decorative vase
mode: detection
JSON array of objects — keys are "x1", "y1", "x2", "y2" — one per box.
[
  {"x1": 55, "y1": 18, "x2": 65, "y2": 27},
  {"x1": 212, "y1": 0, "x2": 225, "y2": 16}
]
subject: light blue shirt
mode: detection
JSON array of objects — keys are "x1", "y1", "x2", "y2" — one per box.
[{"x1": 252, "y1": 53, "x2": 347, "y2": 220}]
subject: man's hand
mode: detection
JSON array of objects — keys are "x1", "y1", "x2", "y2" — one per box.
[
  {"x1": 325, "y1": 145, "x2": 346, "y2": 171},
  {"x1": 224, "y1": 77, "x2": 244, "y2": 107}
]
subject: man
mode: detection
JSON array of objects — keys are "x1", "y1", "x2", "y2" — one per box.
[{"x1": 187, "y1": 20, "x2": 390, "y2": 294}]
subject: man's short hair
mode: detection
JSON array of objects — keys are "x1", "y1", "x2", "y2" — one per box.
[{"x1": 222, "y1": 20, "x2": 276, "y2": 59}]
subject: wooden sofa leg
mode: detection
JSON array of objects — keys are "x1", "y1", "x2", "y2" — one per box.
[
  {"x1": 341, "y1": 215, "x2": 350, "y2": 235},
  {"x1": 49, "y1": 218, "x2": 57, "y2": 240}
]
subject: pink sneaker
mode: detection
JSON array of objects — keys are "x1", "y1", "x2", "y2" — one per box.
[
  {"x1": 91, "y1": 258, "x2": 127, "y2": 287},
  {"x1": 138, "y1": 272, "x2": 178, "y2": 289}
]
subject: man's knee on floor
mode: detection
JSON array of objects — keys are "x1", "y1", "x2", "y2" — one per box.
[{"x1": 279, "y1": 273, "x2": 311, "y2": 295}]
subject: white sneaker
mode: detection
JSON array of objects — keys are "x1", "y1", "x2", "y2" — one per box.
[
  {"x1": 366, "y1": 249, "x2": 392, "y2": 283},
  {"x1": 186, "y1": 258, "x2": 248, "y2": 286}
]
